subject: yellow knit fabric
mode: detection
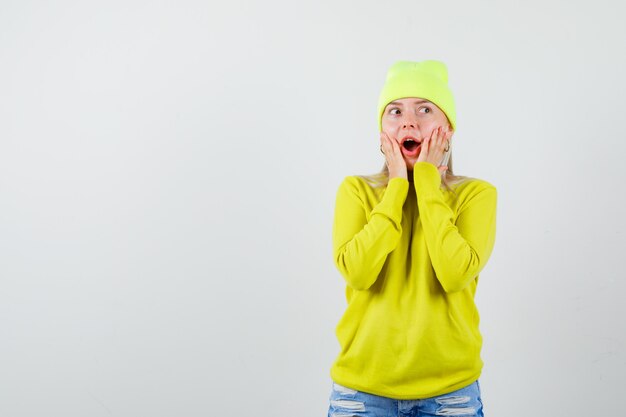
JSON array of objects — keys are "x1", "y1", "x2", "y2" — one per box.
[{"x1": 330, "y1": 162, "x2": 497, "y2": 399}]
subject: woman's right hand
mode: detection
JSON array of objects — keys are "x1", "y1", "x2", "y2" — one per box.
[{"x1": 380, "y1": 131, "x2": 407, "y2": 181}]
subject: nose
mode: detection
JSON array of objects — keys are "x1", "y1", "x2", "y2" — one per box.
[
  {"x1": 401, "y1": 114, "x2": 419, "y2": 129},
  {"x1": 402, "y1": 119, "x2": 419, "y2": 129}
]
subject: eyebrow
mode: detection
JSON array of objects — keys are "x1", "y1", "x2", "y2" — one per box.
[{"x1": 388, "y1": 100, "x2": 431, "y2": 106}]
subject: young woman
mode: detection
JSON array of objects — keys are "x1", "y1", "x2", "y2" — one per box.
[{"x1": 327, "y1": 60, "x2": 497, "y2": 417}]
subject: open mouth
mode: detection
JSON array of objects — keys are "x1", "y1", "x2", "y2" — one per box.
[
  {"x1": 402, "y1": 139, "x2": 419, "y2": 152},
  {"x1": 400, "y1": 138, "x2": 422, "y2": 158}
]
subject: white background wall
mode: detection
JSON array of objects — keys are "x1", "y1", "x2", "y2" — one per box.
[{"x1": 1, "y1": 0, "x2": 624, "y2": 416}]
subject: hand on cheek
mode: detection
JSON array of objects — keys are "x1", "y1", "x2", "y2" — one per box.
[
  {"x1": 380, "y1": 131, "x2": 408, "y2": 180},
  {"x1": 415, "y1": 126, "x2": 451, "y2": 176}
]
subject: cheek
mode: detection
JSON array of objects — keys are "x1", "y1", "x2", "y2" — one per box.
[
  {"x1": 381, "y1": 126, "x2": 396, "y2": 140},
  {"x1": 424, "y1": 123, "x2": 440, "y2": 137},
  {"x1": 381, "y1": 115, "x2": 398, "y2": 131}
]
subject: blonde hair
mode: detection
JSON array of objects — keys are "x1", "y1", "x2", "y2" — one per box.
[{"x1": 356, "y1": 152, "x2": 469, "y2": 198}]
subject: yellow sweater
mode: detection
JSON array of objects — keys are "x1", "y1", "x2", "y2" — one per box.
[{"x1": 330, "y1": 161, "x2": 497, "y2": 399}]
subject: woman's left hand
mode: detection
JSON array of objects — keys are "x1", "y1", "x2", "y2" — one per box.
[{"x1": 416, "y1": 126, "x2": 452, "y2": 176}]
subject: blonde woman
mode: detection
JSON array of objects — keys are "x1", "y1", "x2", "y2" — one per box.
[{"x1": 327, "y1": 60, "x2": 497, "y2": 417}]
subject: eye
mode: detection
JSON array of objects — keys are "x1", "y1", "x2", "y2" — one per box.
[{"x1": 388, "y1": 106, "x2": 431, "y2": 115}]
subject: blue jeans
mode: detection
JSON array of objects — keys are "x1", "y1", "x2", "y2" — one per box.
[{"x1": 327, "y1": 379, "x2": 484, "y2": 417}]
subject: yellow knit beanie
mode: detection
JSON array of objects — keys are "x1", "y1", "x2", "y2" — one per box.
[{"x1": 377, "y1": 60, "x2": 456, "y2": 133}]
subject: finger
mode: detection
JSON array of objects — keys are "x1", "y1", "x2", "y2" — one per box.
[
  {"x1": 444, "y1": 128, "x2": 452, "y2": 150},
  {"x1": 444, "y1": 129, "x2": 454, "y2": 152},
  {"x1": 432, "y1": 127, "x2": 439, "y2": 148},
  {"x1": 436, "y1": 127, "x2": 446, "y2": 153},
  {"x1": 381, "y1": 132, "x2": 389, "y2": 151},
  {"x1": 424, "y1": 129, "x2": 436, "y2": 152},
  {"x1": 440, "y1": 127, "x2": 448, "y2": 152},
  {"x1": 384, "y1": 133, "x2": 391, "y2": 147},
  {"x1": 381, "y1": 131, "x2": 388, "y2": 145},
  {"x1": 391, "y1": 135, "x2": 401, "y2": 154},
  {"x1": 385, "y1": 132, "x2": 395, "y2": 155},
  {"x1": 380, "y1": 133, "x2": 390, "y2": 156},
  {"x1": 420, "y1": 136, "x2": 428, "y2": 158},
  {"x1": 385, "y1": 133, "x2": 400, "y2": 156},
  {"x1": 419, "y1": 129, "x2": 438, "y2": 163},
  {"x1": 384, "y1": 132, "x2": 397, "y2": 159},
  {"x1": 429, "y1": 127, "x2": 443, "y2": 162}
]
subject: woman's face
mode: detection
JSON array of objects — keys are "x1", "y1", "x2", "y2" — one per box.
[{"x1": 381, "y1": 97, "x2": 452, "y2": 169}]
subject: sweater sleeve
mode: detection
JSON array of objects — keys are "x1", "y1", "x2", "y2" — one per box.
[
  {"x1": 332, "y1": 176, "x2": 409, "y2": 290},
  {"x1": 413, "y1": 162, "x2": 497, "y2": 293}
]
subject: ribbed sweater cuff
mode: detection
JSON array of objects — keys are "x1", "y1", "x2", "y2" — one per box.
[
  {"x1": 370, "y1": 177, "x2": 409, "y2": 225},
  {"x1": 413, "y1": 162, "x2": 441, "y2": 196}
]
